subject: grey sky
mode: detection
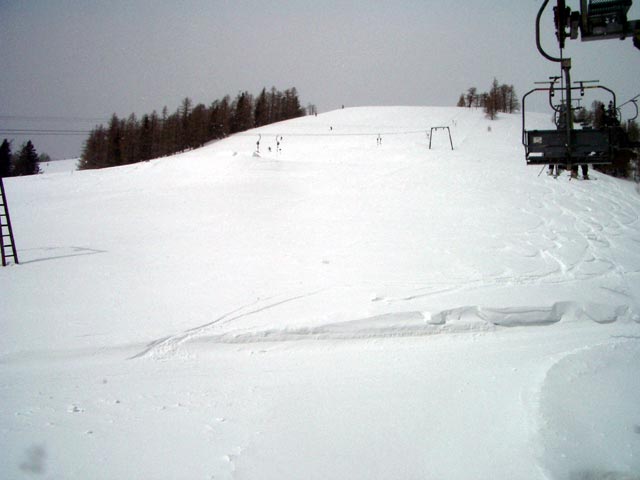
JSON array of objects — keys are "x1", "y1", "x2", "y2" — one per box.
[{"x1": 1, "y1": 0, "x2": 639, "y2": 159}]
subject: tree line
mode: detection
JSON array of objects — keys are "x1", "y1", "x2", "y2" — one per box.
[
  {"x1": 576, "y1": 99, "x2": 640, "y2": 179},
  {"x1": 79, "y1": 87, "x2": 308, "y2": 170},
  {"x1": 457, "y1": 79, "x2": 520, "y2": 119},
  {"x1": 0, "y1": 139, "x2": 46, "y2": 178},
  {"x1": 575, "y1": 99, "x2": 638, "y2": 135}
]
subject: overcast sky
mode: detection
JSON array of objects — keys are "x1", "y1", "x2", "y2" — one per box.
[{"x1": 1, "y1": 0, "x2": 639, "y2": 159}]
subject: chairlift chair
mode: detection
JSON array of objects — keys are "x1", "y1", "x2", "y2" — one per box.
[
  {"x1": 522, "y1": 83, "x2": 621, "y2": 166},
  {"x1": 522, "y1": 0, "x2": 640, "y2": 169}
]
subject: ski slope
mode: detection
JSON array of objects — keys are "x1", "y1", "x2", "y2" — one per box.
[
  {"x1": 37, "y1": 158, "x2": 78, "y2": 174},
  {"x1": 1, "y1": 106, "x2": 639, "y2": 479}
]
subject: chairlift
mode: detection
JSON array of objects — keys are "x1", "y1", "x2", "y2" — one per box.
[
  {"x1": 522, "y1": 80, "x2": 625, "y2": 165},
  {"x1": 522, "y1": 0, "x2": 640, "y2": 168},
  {"x1": 578, "y1": 0, "x2": 639, "y2": 44}
]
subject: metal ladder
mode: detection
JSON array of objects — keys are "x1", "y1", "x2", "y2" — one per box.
[{"x1": 0, "y1": 177, "x2": 19, "y2": 266}]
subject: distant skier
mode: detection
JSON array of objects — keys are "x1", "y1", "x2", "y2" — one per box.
[{"x1": 256, "y1": 134, "x2": 261, "y2": 153}]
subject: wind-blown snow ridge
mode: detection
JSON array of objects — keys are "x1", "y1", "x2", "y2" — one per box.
[{"x1": 133, "y1": 301, "x2": 635, "y2": 358}]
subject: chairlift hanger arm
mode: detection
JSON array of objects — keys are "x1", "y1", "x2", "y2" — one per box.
[
  {"x1": 537, "y1": 0, "x2": 565, "y2": 62},
  {"x1": 554, "y1": 0, "x2": 640, "y2": 48}
]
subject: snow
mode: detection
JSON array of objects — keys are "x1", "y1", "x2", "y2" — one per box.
[
  {"x1": 1, "y1": 106, "x2": 639, "y2": 479},
  {"x1": 37, "y1": 158, "x2": 78, "y2": 174}
]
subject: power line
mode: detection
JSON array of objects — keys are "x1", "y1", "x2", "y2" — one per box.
[
  {"x1": 0, "y1": 128, "x2": 91, "y2": 136},
  {"x1": 0, "y1": 114, "x2": 107, "y2": 123},
  {"x1": 236, "y1": 129, "x2": 428, "y2": 137}
]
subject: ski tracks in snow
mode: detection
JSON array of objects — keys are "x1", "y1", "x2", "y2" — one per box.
[
  {"x1": 130, "y1": 172, "x2": 640, "y2": 361},
  {"x1": 512, "y1": 173, "x2": 640, "y2": 291},
  {"x1": 130, "y1": 290, "x2": 325, "y2": 360}
]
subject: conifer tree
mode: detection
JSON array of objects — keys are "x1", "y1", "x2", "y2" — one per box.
[
  {"x1": 190, "y1": 103, "x2": 209, "y2": 148},
  {"x1": 106, "y1": 114, "x2": 123, "y2": 166},
  {"x1": 282, "y1": 88, "x2": 304, "y2": 119},
  {"x1": 178, "y1": 97, "x2": 193, "y2": 151},
  {"x1": 79, "y1": 126, "x2": 108, "y2": 169},
  {"x1": 121, "y1": 113, "x2": 139, "y2": 164},
  {"x1": 211, "y1": 96, "x2": 231, "y2": 138},
  {"x1": 484, "y1": 78, "x2": 500, "y2": 120},
  {"x1": 254, "y1": 88, "x2": 269, "y2": 127},
  {"x1": 13, "y1": 140, "x2": 40, "y2": 176},
  {"x1": 466, "y1": 87, "x2": 477, "y2": 108},
  {"x1": 79, "y1": 86, "x2": 310, "y2": 169},
  {"x1": 139, "y1": 114, "x2": 153, "y2": 162},
  {"x1": 231, "y1": 91, "x2": 254, "y2": 133},
  {"x1": 149, "y1": 110, "x2": 161, "y2": 159},
  {"x1": 0, "y1": 139, "x2": 12, "y2": 178}
]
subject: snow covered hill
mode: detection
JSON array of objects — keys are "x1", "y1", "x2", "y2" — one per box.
[
  {"x1": 37, "y1": 158, "x2": 78, "y2": 174},
  {"x1": 1, "y1": 107, "x2": 639, "y2": 479}
]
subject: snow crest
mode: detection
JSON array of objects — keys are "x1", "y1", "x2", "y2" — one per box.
[{"x1": 132, "y1": 301, "x2": 635, "y2": 359}]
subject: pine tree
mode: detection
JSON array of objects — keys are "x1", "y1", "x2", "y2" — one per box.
[
  {"x1": 179, "y1": 97, "x2": 193, "y2": 151},
  {"x1": 282, "y1": 88, "x2": 304, "y2": 119},
  {"x1": 211, "y1": 96, "x2": 231, "y2": 139},
  {"x1": 0, "y1": 139, "x2": 12, "y2": 178},
  {"x1": 149, "y1": 110, "x2": 161, "y2": 159},
  {"x1": 268, "y1": 87, "x2": 283, "y2": 122},
  {"x1": 231, "y1": 91, "x2": 254, "y2": 133},
  {"x1": 505, "y1": 85, "x2": 520, "y2": 113},
  {"x1": 139, "y1": 114, "x2": 153, "y2": 162},
  {"x1": 456, "y1": 94, "x2": 466, "y2": 107},
  {"x1": 13, "y1": 140, "x2": 40, "y2": 176},
  {"x1": 106, "y1": 114, "x2": 122, "y2": 166},
  {"x1": 254, "y1": 88, "x2": 269, "y2": 127},
  {"x1": 79, "y1": 126, "x2": 107, "y2": 169},
  {"x1": 484, "y1": 78, "x2": 500, "y2": 120},
  {"x1": 466, "y1": 87, "x2": 477, "y2": 108},
  {"x1": 78, "y1": 86, "x2": 311, "y2": 169},
  {"x1": 121, "y1": 113, "x2": 139, "y2": 164},
  {"x1": 190, "y1": 103, "x2": 209, "y2": 148}
]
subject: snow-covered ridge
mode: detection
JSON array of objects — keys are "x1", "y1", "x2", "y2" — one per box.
[
  {"x1": 2, "y1": 106, "x2": 639, "y2": 480},
  {"x1": 131, "y1": 301, "x2": 636, "y2": 360}
]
